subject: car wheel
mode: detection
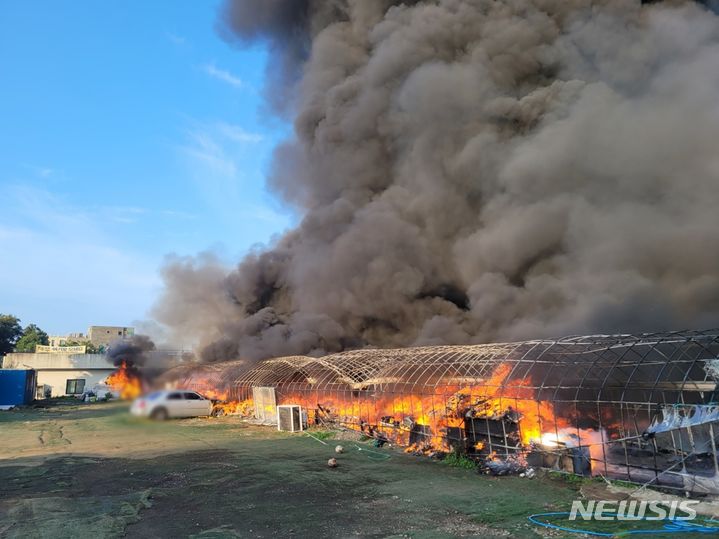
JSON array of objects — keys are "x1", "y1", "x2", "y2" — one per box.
[{"x1": 151, "y1": 407, "x2": 169, "y2": 421}]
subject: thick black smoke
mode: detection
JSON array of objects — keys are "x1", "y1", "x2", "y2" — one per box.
[
  {"x1": 107, "y1": 335, "x2": 156, "y2": 367},
  {"x1": 154, "y1": 0, "x2": 719, "y2": 362}
]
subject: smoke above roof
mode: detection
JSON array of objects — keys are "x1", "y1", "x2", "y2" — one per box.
[
  {"x1": 152, "y1": 0, "x2": 719, "y2": 362},
  {"x1": 107, "y1": 335, "x2": 156, "y2": 367}
]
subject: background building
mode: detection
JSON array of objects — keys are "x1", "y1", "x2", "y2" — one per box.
[
  {"x1": 87, "y1": 326, "x2": 134, "y2": 347},
  {"x1": 47, "y1": 326, "x2": 135, "y2": 350},
  {"x1": 2, "y1": 352, "x2": 115, "y2": 398}
]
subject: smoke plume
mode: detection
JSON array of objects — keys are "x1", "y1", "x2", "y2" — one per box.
[
  {"x1": 154, "y1": 0, "x2": 719, "y2": 362},
  {"x1": 107, "y1": 335, "x2": 156, "y2": 367}
]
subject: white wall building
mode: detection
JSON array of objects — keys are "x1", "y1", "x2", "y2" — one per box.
[{"x1": 2, "y1": 353, "x2": 115, "y2": 398}]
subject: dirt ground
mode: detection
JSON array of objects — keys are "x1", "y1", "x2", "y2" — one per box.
[{"x1": 0, "y1": 400, "x2": 690, "y2": 539}]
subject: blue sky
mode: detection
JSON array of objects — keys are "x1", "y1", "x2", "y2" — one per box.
[{"x1": 0, "y1": 1, "x2": 293, "y2": 335}]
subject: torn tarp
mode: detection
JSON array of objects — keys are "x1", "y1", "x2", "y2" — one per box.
[{"x1": 646, "y1": 404, "x2": 719, "y2": 435}]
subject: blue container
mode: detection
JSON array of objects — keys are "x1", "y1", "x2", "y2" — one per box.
[{"x1": 0, "y1": 369, "x2": 36, "y2": 406}]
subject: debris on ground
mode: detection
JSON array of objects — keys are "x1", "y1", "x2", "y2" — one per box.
[
  {"x1": 482, "y1": 454, "x2": 528, "y2": 476},
  {"x1": 331, "y1": 429, "x2": 364, "y2": 441},
  {"x1": 327, "y1": 458, "x2": 338, "y2": 468},
  {"x1": 335, "y1": 445, "x2": 344, "y2": 454}
]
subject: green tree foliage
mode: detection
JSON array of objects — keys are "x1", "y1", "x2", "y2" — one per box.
[
  {"x1": 15, "y1": 324, "x2": 50, "y2": 353},
  {"x1": 0, "y1": 314, "x2": 23, "y2": 355}
]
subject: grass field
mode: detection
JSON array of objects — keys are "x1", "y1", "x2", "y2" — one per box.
[{"x1": 0, "y1": 400, "x2": 703, "y2": 538}]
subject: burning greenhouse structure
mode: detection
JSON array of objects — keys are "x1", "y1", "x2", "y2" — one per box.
[{"x1": 168, "y1": 330, "x2": 719, "y2": 495}]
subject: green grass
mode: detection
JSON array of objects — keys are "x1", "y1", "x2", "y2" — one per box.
[
  {"x1": 0, "y1": 402, "x2": 603, "y2": 538},
  {"x1": 305, "y1": 429, "x2": 335, "y2": 440},
  {"x1": 547, "y1": 470, "x2": 587, "y2": 485},
  {"x1": 441, "y1": 451, "x2": 477, "y2": 469}
]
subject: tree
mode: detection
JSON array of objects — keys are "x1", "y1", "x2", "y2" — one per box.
[
  {"x1": 15, "y1": 324, "x2": 49, "y2": 353},
  {"x1": 0, "y1": 314, "x2": 22, "y2": 356}
]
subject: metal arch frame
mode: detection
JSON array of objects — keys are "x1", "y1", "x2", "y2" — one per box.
[
  {"x1": 174, "y1": 330, "x2": 719, "y2": 495},
  {"x1": 227, "y1": 330, "x2": 719, "y2": 403}
]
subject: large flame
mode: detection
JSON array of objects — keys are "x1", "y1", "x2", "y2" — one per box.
[
  {"x1": 169, "y1": 383, "x2": 254, "y2": 417},
  {"x1": 107, "y1": 361, "x2": 142, "y2": 400},
  {"x1": 173, "y1": 361, "x2": 612, "y2": 469},
  {"x1": 213, "y1": 399, "x2": 254, "y2": 416},
  {"x1": 271, "y1": 361, "x2": 613, "y2": 464}
]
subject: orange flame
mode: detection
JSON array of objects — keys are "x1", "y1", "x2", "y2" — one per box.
[
  {"x1": 107, "y1": 361, "x2": 142, "y2": 400},
  {"x1": 168, "y1": 360, "x2": 615, "y2": 472},
  {"x1": 213, "y1": 399, "x2": 254, "y2": 416},
  {"x1": 163, "y1": 379, "x2": 254, "y2": 417},
  {"x1": 271, "y1": 361, "x2": 614, "y2": 464}
]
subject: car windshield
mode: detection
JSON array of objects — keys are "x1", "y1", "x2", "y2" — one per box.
[{"x1": 145, "y1": 392, "x2": 163, "y2": 400}]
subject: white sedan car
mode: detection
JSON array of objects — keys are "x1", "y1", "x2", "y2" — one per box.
[{"x1": 131, "y1": 390, "x2": 213, "y2": 420}]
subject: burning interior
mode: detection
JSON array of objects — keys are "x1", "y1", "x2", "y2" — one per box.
[{"x1": 167, "y1": 330, "x2": 719, "y2": 496}]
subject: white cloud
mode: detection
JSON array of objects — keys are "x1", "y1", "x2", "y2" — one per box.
[
  {"x1": 0, "y1": 185, "x2": 161, "y2": 334},
  {"x1": 181, "y1": 130, "x2": 237, "y2": 178},
  {"x1": 203, "y1": 63, "x2": 245, "y2": 89},
  {"x1": 246, "y1": 204, "x2": 293, "y2": 227},
  {"x1": 22, "y1": 164, "x2": 55, "y2": 178},
  {"x1": 217, "y1": 122, "x2": 263, "y2": 143},
  {"x1": 177, "y1": 121, "x2": 292, "y2": 236},
  {"x1": 179, "y1": 121, "x2": 264, "y2": 180},
  {"x1": 161, "y1": 209, "x2": 196, "y2": 220},
  {"x1": 105, "y1": 205, "x2": 148, "y2": 224},
  {"x1": 166, "y1": 32, "x2": 186, "y2": 46}
]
